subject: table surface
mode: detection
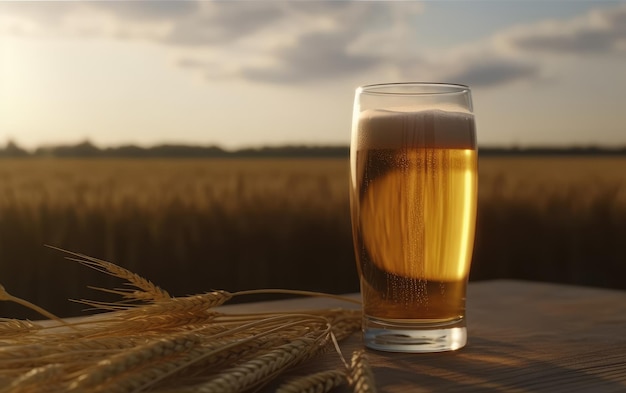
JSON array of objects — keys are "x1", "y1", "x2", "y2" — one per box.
[{"x1": 221, "y1": 279, "x2": 626, "y2": 393}]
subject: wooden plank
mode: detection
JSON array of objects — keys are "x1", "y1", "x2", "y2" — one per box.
[{"x1": 221, "y1": 280, "x2": 626, "y2": 392}]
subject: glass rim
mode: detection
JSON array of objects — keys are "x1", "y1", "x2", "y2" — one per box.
[{"x1": 357, "y1": 82, "x2": 470, "y2": 96}]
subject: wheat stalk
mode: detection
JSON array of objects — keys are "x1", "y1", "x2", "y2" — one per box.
[
  {"x1": 0, "y1": 285, "x2": 70, "y2": 328},
  {"x1": 77, "y1": 291, "x2": 231, "y2": 315},
  {"x1": 90, "y1": 329, "x2": 302, "y2": 393},
  {"x1": 1, "y1": 251, "x2": 365, "y2": 393},
  {"x1": 67, "y1": 291, "x2": 232, "y2": 338},
  {"x1": 0, "y1": 349, "x2": 114, "y2": 373},
  {"x1": 0, "y1": 332, "x2": 154, "y2": 363},
  {"x1": 276, "y1": 369, "x2": 347, "y2": 393},
  {"x1": 178, "y1": 336, "x2": 321, "y2": 393},
  {"x1": 85, "y1": 317, "x2": 333, "y2": 393},
  {"x1": 232, "y1": 289, "x2": 361, "y2": 305},
  {"x1": 328, "y1": 312, "x2": 362, "y2": 342},
  {"x1": 67, "y1": 331, "x2": 203, "y2": 391}
]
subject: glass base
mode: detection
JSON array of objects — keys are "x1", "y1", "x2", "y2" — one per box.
[{"x1": 363, "y1": 316, "x2": 467, "y2": 353}]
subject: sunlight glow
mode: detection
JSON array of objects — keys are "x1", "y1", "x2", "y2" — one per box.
[{"x1": 457, "y1": 149, "x2": 476, "y2": 279}]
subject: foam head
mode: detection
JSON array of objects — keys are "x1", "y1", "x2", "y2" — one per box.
[{"x1": 356, "y1": 108, "x2": 476, "y2": 150}]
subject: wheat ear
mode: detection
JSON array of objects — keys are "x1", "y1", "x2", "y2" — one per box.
[
  {"x1": 66, "y1": 331, "x2": 203, "y2": 391},
  {"x1": 92, "y1": 317, "x2": 325, "y2": 393},
  {"x1": 0, "y1": 319, "x2": 42, "y2": 338},
  {"x1": 88, "y1": 331, "x2": 298, "y2": 393},
  {"x1": 0, "y1": 333, "x2": 153, "y2": 363},
  {"x1": 178, "y1": 334, "x2": 324, "y2": 393},
  {"x1": 1, "y1": 363, "x2": 65, "y2": 393},
  {"x1": 276, "y1": 369, "x2": 347, "y2": 393},
  {"x1": 1, "y1": 250, "x2": 368, "y2": 393},
  {"x1": 349, "y1": 350, "x2": 378, "y2": 393},
  {"x1": 47, "y1": 246, "x2": 170, "y2": 302},
  {"x1": 128, "y1": 291, "x2": 231, "y2": 316}
]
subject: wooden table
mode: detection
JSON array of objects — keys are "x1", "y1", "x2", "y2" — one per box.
[{"x1": 224, "y1": 280, "x2": 626, "y2": 392}]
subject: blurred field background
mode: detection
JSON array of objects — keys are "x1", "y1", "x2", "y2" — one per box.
[{"x1": 1, "y1": 155, "x2": 625, "y2": 318}]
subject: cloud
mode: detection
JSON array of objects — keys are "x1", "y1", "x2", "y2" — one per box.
[
  {"x1": 93, "y1": 1, "x2": 200, "y2": 21},
  {"x1": 230, "y1": 2, "x2": 424, "y2": 83},
  {"x1": 413, "y1": 3, "x2": 626, "y2": 88},
  {"x1": 161, "y1": 2, "x2": 285, "y2": 46},
  {"x1": 506, "y1": 3, "x2": 626, "y2": 54},
  {"x1": 441, "y1": 57, "x2": 541, "y2": 88},
  {"x1": 238, "y1": 30, "x2": 383, "y2": 84},
  {"x1": 175, "y1": 2, "x2": 425, "y2": 84},
  {"x1": 1, "y1": 2, "x2": 623, "y2": 88},
  {"x1": 0, "y1": 2, "x2": 76, "y2": 35}
]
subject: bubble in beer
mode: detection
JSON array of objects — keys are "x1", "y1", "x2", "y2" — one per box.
[{"x1": 352, "y1": 108, "x2": 477, "y2": 320}]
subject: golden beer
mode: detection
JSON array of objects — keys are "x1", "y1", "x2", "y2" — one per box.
[{"x1": 350, "y1": 97, "x2": 477, "y2": 352}]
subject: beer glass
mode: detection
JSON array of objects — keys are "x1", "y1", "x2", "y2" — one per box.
[{"x1": 349, "y1": 83, "x2": 477, "y2": 352}]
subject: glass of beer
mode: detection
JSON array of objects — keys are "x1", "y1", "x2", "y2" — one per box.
[{"x1": 350, "y1": 82, "x2": 477, "y2": 353}]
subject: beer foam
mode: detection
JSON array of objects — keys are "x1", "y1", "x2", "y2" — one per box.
[{"x1": 356, "y1": 108, "x2": 476, "y2": 150}]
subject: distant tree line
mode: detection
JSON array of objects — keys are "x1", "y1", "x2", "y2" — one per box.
[
  {"x1": 0, "y1": 140, "x2": 350, "y2": 158},
  {"x1": 478, "y1": 145, "x2": 626, "y2": 156},
  {"x1": 1, "y1": 139, "x2": 625, "y2": 158}
]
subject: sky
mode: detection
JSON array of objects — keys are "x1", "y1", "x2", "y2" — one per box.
[{"x1": 1, "y1": 1, "x2": 625, "y2": 150}]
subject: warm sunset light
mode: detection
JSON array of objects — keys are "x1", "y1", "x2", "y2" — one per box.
[
  {"x1": 1, "y1": 1, "x2": 625, "y2": 150},
  {"x1": 1, "y1": 4, "x2": 626, "y2": 389}
]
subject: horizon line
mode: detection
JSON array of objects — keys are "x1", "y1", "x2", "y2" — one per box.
[{"x1": 3, "y1": 139, "x2": 626, "y2": 152}]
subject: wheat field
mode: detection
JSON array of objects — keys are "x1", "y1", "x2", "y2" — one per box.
[{"x1": 1, "y1": 156, "x2": 625, "y2": 318}]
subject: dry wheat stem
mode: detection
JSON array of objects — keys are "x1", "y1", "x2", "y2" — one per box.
[
  {"x1": 2, "y1": 251, "x2": 367, "y2": 393},
  {"x1": 207, "y1": 310, "x2": 361, "y2": 334},
  {"x1": 0, "y1": 349, "x2": 117, "y2": 372},
  {"x1": 208, "y1": 308, "x2": 360, "y2": 324},
  {"x1": 0, "y1": 284, "x2": 72, "y2": 329},
  {"x1": 232, "y1": 289, "x2": 361, "y2": 305},
  {"x1": 329, "y1": 317, "x2": 361, "y2": 343},
  {"x1": 90, "y1": 330, "x2": 302, "y2": 393},
  {"x1": 276, "y1": 369, "x2": 347, "y2": 393},
  {"x1": 71, "y1": 298, "x2": 134, "y2": 312},
  {"x1": 0, "y1": 330, "x2": 164, "y2": 365},
  {"x1": 70, "y1": 291, "x2": 233, "y2": 337},
  {"x1": 188, "y1": 316, "x2": 329, "y2": 362},
  {"x1": 76, "y1": 312, "x2": 216, "y2": 338},
  {"x1": 72, "y1": 293, "x2": 156, "y2": 311},
  {"x1": 90, "y1": 317, "x2": 324, "y2": 393},
  {"x1": 86, "y1": 286, "x2": 167, "y2": 304},
  {"x1": 206, "y1": 313, "x2": 329, "y2": 340}
]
